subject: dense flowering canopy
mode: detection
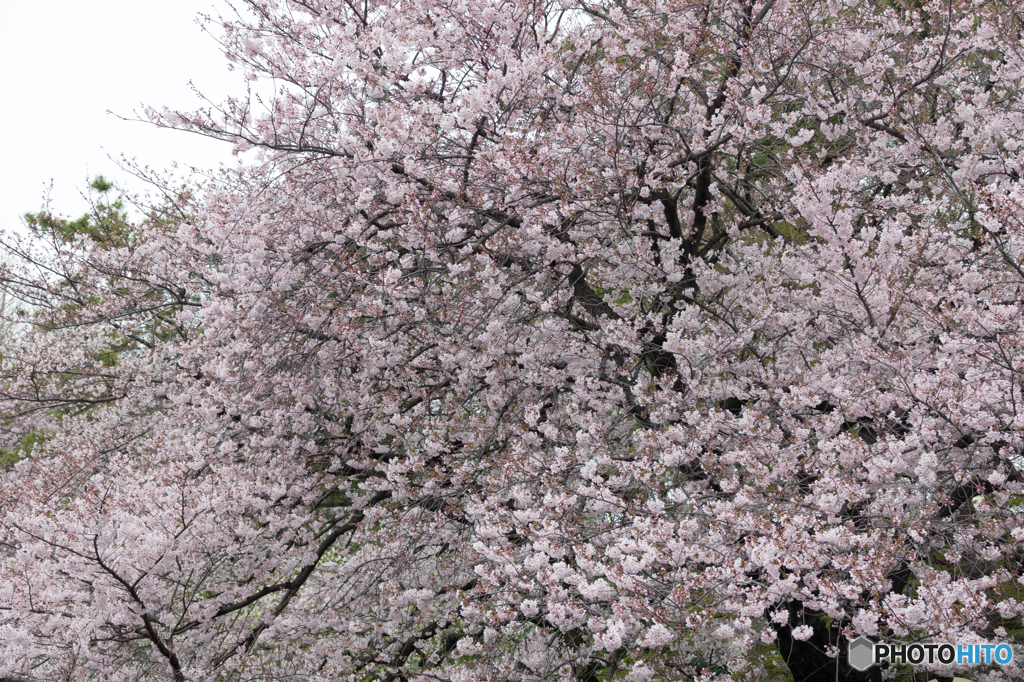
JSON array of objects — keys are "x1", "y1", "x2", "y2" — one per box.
[{"x1": 2, "y1": 0, "x2": 1024, "y2": 680}]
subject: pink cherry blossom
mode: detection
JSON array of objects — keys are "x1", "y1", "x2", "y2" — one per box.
[{"x1": 1, "y1": 0, "x2": 1023, "y2": 680}]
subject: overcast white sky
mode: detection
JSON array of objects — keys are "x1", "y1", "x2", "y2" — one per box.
[{"x1": 0, "y1": 0, "x2": 245, "y2": 232}]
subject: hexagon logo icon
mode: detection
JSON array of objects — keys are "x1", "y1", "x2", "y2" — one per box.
[{"x1": 848, "y1": 636, "x2": 876, "y2": 671}]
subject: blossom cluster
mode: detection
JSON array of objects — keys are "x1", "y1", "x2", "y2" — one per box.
[{"x1": 1, "y1": 0, "x2": 1023, "y2": 680}]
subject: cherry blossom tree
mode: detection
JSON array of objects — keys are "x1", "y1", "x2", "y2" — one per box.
[{"x1": 2, "y1": 0, "x2": 1024, "y2": 681}]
